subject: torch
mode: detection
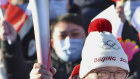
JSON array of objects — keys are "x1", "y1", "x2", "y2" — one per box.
[{"x1": 29, "y1": 0, "x2": 51, "y2": 70}]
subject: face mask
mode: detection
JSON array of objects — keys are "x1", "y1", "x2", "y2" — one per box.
[
  {"x1": 49, "y1": 0, "x2": 67, "y2": 20},
  {"x1": 124, "y1": 1, "x2": 140, "y2": 22},
  {"x1": 54, "y1": 38, "x2": 85, "y2": 62}
]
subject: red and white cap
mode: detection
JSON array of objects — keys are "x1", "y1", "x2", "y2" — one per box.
[{"x1": 79, "y1": 18, "x2": 130, "y2": 78}]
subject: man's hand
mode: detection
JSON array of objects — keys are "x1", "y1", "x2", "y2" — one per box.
[
  {"x1": 30, "y1": 63, "x2": 56, "y2": 79},
  {"x1": 115, "y1": 1, "x2": 126, "y2": 23},
  {"x1": 11, "y1": 0, "x2": 29, "y2": 5},
  {"x1": 0, "y1": 21, "x2": 17, "y2": 42}
]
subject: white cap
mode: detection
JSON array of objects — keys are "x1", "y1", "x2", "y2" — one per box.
[{"x1": 79, "y1": 18, "x2": 130, "y2": 78}]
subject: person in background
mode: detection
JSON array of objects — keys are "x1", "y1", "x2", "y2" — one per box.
[
  {"x1": 0, "y1": 13, "x2": 87, "y2": 79},
  {"x1": 30, "y1": 18, "x2": 130, "y2": 79},
  {"x1": 0, "y1": 0, "x2": 36, "y2": 79},
  {"x1": 49, "y1": 0, "x2": 81, "y2": 22},
  {"x1": 50, "y1": 13, "x2": 86, "y2": 79},
  {"x1": 49, "y1": 0, "x2": 69, "y2": 21},
  {"x1": 72, "y1": 0, "x2": 115, "y2": 31},
  {"x1": 0, "y1": 20, "x2": 34, "y2": 79},
  {"x1": 115, "y1": 1, "x2": 140, "y2": 79},
  {"x1": 1, "y1": 0, "x2": 36, "y2": 60}
]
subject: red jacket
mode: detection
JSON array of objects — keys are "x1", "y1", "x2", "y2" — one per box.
[{"x1": 69, "y1": 64, "x2": 80, "y2": 79}]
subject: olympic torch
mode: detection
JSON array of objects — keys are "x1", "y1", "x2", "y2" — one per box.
[{"x1": 29, "y1": 0, "x2": 51, "y2": 70}]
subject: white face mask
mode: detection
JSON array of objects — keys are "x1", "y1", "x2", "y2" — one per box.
[
  {"x1": 124, "y1": 0, "x2": 140, "y2": 21},
  {"x1": 54, "y1": 38, "x2": 85, "y2": 62}
]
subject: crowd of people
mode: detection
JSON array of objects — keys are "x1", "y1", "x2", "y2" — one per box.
[{"x1": 0, "y1": 0, "x2": 140, "y2": 79}]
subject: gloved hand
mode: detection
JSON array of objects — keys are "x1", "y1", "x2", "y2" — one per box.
[{"x1": 115, "y1": 1, "x2": 126, "y2": 23}]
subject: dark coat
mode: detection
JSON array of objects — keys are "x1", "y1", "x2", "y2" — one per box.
[
  {"x1": 51, "y1": 49, "x2": 81, "y2": 79},
  {"x1": 122, "y1": 21, "x2": 140, "y2": 79},
  {"x1": 0, "y1": 36, "x2": 34, "y2": 79}
]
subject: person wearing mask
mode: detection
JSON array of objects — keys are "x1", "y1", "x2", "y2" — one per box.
[
  {"x1": 30, "y1": 18, "x2": 130, "y2": 79},
  {"x1": 50, "y1": 13, "x2": 86, "y2": 79},
  {"x1": 0, "y1": 13, "x2": 86, "y2": 79}
]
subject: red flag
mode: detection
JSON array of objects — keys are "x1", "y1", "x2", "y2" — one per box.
[
  {"x1": 111, "y1": 0, "x2": 121, "y2": 2},
  {"x1": 0, "y1": 0, "x2": 12, "y2": 9},
  {"x1": 4, "y1": 3, "x2": 28, "y2": 32},
  {"x1": 111, "y1": 0, "x2": 125, "y2": 5}
]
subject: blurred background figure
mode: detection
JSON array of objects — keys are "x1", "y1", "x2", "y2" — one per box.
[
  {"x1": 115, "y1": 0, "x2": 140, "y2": 79},
  {"x1": 123, "y1": 0, "x2": 140, "y2": 23},
  {"x1": 0, "y1": 20, "x2": 33, "y2": 79},
  {"x1": 0, "y1": 0, "x2": 35, "y2": 60},
  {"x1": 72, "y1": 0, "x2": 115, "y2": 31},
  {"x1": 0, "y1": 0, "x2": 35, "y2": 79},
  {"x1": 50, "y1": 13, "x2": 86, "y2": 79},
  {"x1": 49, "y1": 0, "x2": 68, "y2": 21},
  {"x1": 49, "y1": 0, "x2": 81, "y2": 22}
]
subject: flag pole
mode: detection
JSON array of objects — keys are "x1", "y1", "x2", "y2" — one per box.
[
  {"x1": 29, "y1": 0, "x2": 51, "y2": 70},
  {"x1": 0, "y1": 8, "x2": 4, "y2": 21},
  {"x1": 121, "y1": 0, "x2": 124, "y2": 5}
]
